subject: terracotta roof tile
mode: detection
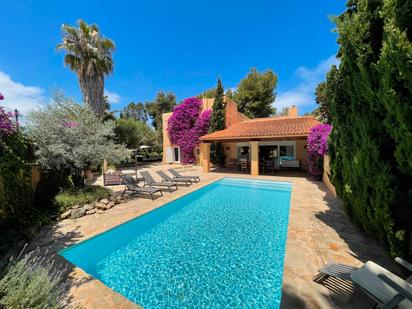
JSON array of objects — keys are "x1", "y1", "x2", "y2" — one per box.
[{"x1": 200, "y1": 116, "x2": 320, "y2": 141}]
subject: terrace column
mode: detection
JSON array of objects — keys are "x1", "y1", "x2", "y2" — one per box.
[
  {"x1": 250, "y1": 141, "x2": 259, "y2": 176},
  {"x1": 200, "y1": 143, "x2": 211, "y2": 173}
]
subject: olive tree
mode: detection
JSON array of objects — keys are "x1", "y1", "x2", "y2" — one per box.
[{"x1": 27, "y1": 93, "x2": 129, "y2": 188}]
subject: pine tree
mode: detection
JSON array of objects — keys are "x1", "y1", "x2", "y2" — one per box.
[
  {"x1": 209, "y1": 78, "x2": 226, "y2": 165},
  {"x1": 146, "y1": 91, "x2": 176, "y2": 147},
  {"x1": 121, "y1": 102, "x2": 148, "y2": 122},
  {"x1": 234, "y1": 68, "x2": 277, "y2": 118}
]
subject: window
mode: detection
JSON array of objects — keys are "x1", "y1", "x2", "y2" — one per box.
[{"x1": 279, "y1": 145, "x2": 294, "y2": 160}]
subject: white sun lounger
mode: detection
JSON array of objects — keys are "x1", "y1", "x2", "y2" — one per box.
[
  {"x1": 351, "y1": 261, "x2": 412, "y2": 309},
  {"x1": 318, "y1": 258, "x2": 412, "y2": 309}
]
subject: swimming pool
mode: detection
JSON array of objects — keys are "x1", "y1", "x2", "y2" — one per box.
[{"x1": 60, "y1": 178, "x2": 292, "y2": 308}]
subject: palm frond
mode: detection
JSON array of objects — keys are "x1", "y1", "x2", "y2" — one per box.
[
  {"x1": 78, "y1": 20, "x2": 90, "y2": 36},
  {"x1": 64, "y1": 54, "x2": 81, "y2": 71},
  {"x1": 61, "y1": 24, "x2": 78, "y2": 38},
  {"x1": 101, "y1": 38, "x2": 115, "y2": 50},
  {"x1": 90, "y1": 24, "x2": 99, "y2": 32},
  {"x1": 57, "y1": 18, "x2": 116, "y2": 110}
]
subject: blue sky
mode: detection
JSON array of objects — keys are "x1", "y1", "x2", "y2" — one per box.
[{"x1": 0, "y1": 0, "x2": 344, "y2": 116}]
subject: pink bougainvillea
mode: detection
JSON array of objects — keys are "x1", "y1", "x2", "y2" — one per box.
[
  {"x1": 0, "y1": 93, "x2": 19, "y2": 138},
  {"x1": 0, "y1": 107, "x2": 15, "y2": 135},
  {"x1": 307, "y1": 124, "x2": 332, "y2": 179},
  {"x1": 63, "y1": 120, "x2": 79, "y2": 128},
  {"x1": 167, "y1": 97, "x2": 211, "y2": 163}
]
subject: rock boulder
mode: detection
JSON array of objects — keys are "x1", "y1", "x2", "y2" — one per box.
[{"x1": 71, "y1": 208, "x2": 86, "y2": 219}]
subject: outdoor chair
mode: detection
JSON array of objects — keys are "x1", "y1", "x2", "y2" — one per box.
[
  {"x1": 140, "y1": 170, "x2": 178, "y2": 193},
  {"x1": 120, "y1": 174, "x2": 163, "y2": 200},
  {"x1": 265, "y1": 160, "x2": 275, "y2": 174},
  {"x1": 228, "y1": 158, "x2": 237, "y2": 171},
  {"x1": 240, "y1": 160, "x2": 248, "y2": 173},
  {"x1": 316, "y1": 257, "x2": 412, "y2": 309},
  {"x1": 103, "y1": 171, "x2": 122, "y2": 186},
  {"x1": 168, "y1": 168, "x2": 200, "y2": 182},
  {"x1": 156, "y1": 170, "x2": 192, "y2": 186}
]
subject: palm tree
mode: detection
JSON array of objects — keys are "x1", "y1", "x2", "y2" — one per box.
[
  {"x1": 57, "y1": 20, "x2": 115, "y2": 117},
  {"x1": 102, "y1": 96, "x2": 118, "y2": 122}
]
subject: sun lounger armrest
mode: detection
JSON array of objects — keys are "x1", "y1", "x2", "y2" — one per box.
[
  {"x1": 377, "y1": 274, "x2": 412, "y2": 302},
  {"x1": 395, "y1": 257, "x2": 412, "y2": 272}
]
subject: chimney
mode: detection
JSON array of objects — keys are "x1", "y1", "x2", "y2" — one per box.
[{"x1": 289, "y1": 105, "x2": 298, "y2": 117}]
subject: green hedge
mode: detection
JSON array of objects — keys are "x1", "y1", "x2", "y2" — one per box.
[
  {"x1": 0, "y1": 133, "x2": 36, "y2": 256},
  {"x1": 325, "y1": 0, "x2": 412, "y2": 258},
  {"x1": 0, "y1": 133, "x2": 69, "y2": 257}
]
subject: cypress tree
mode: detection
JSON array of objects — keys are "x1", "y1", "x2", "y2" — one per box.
[
  {"x1": 209, "y1": 78, "x2": 226, "y2": 165},
  {"x1": 326, "y1": 0, "x2": 412, "y2": 258}
]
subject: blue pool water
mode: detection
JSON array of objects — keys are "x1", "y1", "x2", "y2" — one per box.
[{"x1": 60, "y1": 178, "x2": 292, "y2": 308}]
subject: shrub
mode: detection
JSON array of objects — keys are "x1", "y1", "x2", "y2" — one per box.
[
  {"x1": 0, "y1": 99, "x2": 37, "y2": 256},
  {"x1": 167, "y1": 97, "x2": 211, "y2": 163},
  {"x1": 307, "y1": 124, "x2": 332, "y2": 180},
  {"x1": 55, "y1": 185, "x2": 112, "y2": 210},
  {"x1": 0, "y1": 94, "x2": 71, "y2": 257},
  {"x1": 33, "y1": 169, "x2": 71, "y2": 213},
  {"x1": 0, "y1": 249, "x2": 65, "y2": 309},
  {"x1": 0, "y1": 132, "x2": 34, "y2": 223}
]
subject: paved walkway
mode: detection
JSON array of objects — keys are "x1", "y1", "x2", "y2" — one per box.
[{"x1": 27, "y1": 165, "x2": 400, "y2": 308}]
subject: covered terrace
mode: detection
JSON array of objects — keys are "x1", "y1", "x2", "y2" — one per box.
[{"x1": 199, "y1": 116, "x2": 320, "y2": 176}]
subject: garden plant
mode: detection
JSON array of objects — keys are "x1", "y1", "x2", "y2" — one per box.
[
  {"x1": 167, "y1": 97, "x2": 211, "y2": 163},
  {"x1": 307, "y1": 124, "x2": 332, "y2": 180}
]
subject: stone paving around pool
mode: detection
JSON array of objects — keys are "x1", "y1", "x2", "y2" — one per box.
[{"x1": 26, "y1": 164, "x2": 401, "y2": 309}]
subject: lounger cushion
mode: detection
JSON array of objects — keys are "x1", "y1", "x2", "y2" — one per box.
[{"x1": 351, "y1": 261, "x2": 412, "y2": 309}]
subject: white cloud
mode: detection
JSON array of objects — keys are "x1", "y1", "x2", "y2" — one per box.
[
  {"x1": 105, "y1": 89, "x2": 121, "y2": 104},
  {"x1": 0, "y1": 70, "x2": 47, "y2": 114},
  {"x1": 275, "y1": 55, "x2": 339, "y2": 110}
]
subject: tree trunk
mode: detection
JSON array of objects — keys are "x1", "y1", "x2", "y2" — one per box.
[
  {"x1": 78, "y1": 71, "x2": 105, "y2": 117},
  {"x1": 72, "y1": 169, "x2": 85, "y2": 189}
]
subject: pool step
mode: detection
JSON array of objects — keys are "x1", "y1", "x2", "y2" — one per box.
[{"x1": 219, "y1": 178, "x2": 292, "y2": 191}]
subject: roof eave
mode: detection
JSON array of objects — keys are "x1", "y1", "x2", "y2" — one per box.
[{"x1": 200, "y1": 133, "x2": 309, "y2": 142}]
